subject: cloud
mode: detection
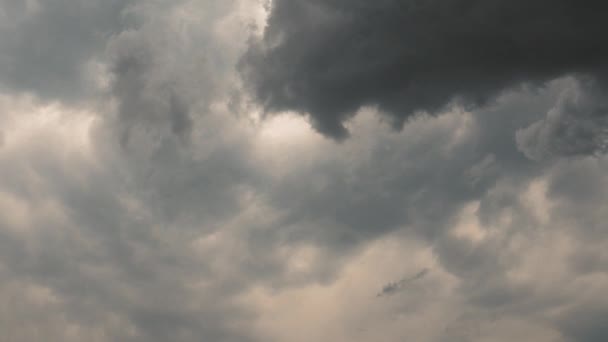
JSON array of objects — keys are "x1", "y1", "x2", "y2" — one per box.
[
  {"x1": 0, "y1": 0, "x2": 133, "y2": 101},
  {"x1": 556, "y1": 301, "x2": 608, "y2": 342},
  {"x1": 517, "y1": 78, "x2": 608, "y2": 160},
  {"x1": 241, "y1": 0, "x2": 608, "y2": 138},
  {"x1": 1, "y1": 1, "x2": 608, "y2": 342},
  {"x1": 0, "y1": 94, "x2": 260, "y2": 341},
  {"x1": 0, "y1": 1, "x2": 267, "y2": 341}
]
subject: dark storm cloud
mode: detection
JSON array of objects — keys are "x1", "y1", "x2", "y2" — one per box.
[{"x1": 241, "y1": 0, "x2": 608, "y2": 138}]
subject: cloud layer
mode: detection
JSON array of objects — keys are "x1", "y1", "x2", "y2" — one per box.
[{"x1": 1, "y1": 1, "x2": 607, "y2": 341}]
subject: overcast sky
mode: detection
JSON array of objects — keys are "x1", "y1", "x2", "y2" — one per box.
[{"x1": 1, "y1": 1, "x2": 607, "y2": 341}]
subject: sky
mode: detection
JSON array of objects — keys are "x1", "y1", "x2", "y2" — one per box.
[{"x1": 0, "y1": 1, "x2": 607, "y2": 341}]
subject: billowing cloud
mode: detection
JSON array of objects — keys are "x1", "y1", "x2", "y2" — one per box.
[
  {"x1": 517, "y1": 78, "x2": 608, "y2": 160},
  {"x1": 1, "y1": 1, "x2": 607, "y2": 342},
  {"x1": 241, "y1": 0, "x2": 608, "y2": 138}
]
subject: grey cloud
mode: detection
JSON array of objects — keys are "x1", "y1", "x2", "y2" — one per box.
[
  {"x1": 0, "y1": 153, "x2": 256, "y2": 342},
  {"x1": 76, "y1": 0, "x2": 275, "y2": 232},
  {"x1": 435, "y1": 154, "x2": 608, "y2": 340},
  {"x1": 241, "y1": 0, "x2": 608, "y2": 138},
  {"x1": 517, "y1": 78, "x2": 608, "y2": 160},
  {"x1": 556, "y1": 302, "x2": 608, "y2": 342},
  {"x1": 2, "y1": 1, "x2": 608, "y2": 341},
  {"x1": 0, "y1": 1, "x2": 266, "y2": 341},
  {"x1": 0, "y1": 102, "x2": 262, "y2": 342},
  {"x1": 260, "y1": 84, "x2": 560, "y2": 259},
  {"x1": 107, "y1": 30, "x2": 195, "y2": 147},
  {"x1": 0, "y1": 0, "x2": 133, "y2": 101}
]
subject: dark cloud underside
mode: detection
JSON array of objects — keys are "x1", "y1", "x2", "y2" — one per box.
[{"x1": 241, "y1": 0, "x2": 608, "y2": 138}]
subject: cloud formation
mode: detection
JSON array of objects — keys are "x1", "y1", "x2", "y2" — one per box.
[
  {"x1": 1, "y1": 1, "x2": 608, "y2": 342},
  {"x1": 241, "y1": 0, "x2": 608, "y2": 138},
  {"x1": 517, "y1": 78, "x2": 608, "y2": 160},
  {"x1": 0, "y1": 0, "x2": 132, "y2": 101}
]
